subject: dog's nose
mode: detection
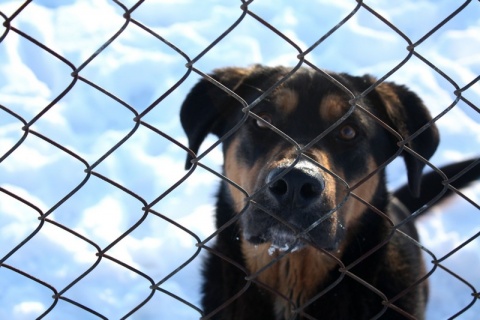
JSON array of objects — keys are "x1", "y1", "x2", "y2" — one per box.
[{"x1": 266, "y1": 164, "x2": 325, "y2": 208}]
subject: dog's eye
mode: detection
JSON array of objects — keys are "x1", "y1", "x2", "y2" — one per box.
[
  {"x1": 338, "y1": 125, "x2": 357, "y2": 140},
  {"x1": 255, "y1": 113, "x2": 273, "y2": 128}
]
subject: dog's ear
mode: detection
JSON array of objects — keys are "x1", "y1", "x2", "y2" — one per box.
[
  {"x1": 180, "y1": 67, "x2": 255, "y2": 169},
  {"x1": 375, "y1": 82, "x2": 440, "y2": 197}
]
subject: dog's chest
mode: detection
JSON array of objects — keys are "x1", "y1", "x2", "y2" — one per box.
[{"x1": 242, "y1": 242, "x2": 337, "y2": 319}]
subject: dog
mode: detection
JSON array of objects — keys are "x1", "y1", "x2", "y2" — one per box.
[{"x1": 180, "y1": 65, "x2": 480, "y2": 319}]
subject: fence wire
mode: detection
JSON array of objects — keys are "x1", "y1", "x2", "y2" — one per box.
[{"x1": 1, "y1": 0, "x2": 479, "y2": 319}]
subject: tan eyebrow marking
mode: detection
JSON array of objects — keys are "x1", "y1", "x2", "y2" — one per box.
[
  {"x1": 319, "y1": 94, "x2": 348, "y2": 121},
  {"x1": 274, "y1": 89, "x2": 299, "y2": 115}
]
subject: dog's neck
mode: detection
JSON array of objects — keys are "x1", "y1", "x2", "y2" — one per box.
[{"x1": 241, "y1": 241, "x2": 340, "y2": 319}]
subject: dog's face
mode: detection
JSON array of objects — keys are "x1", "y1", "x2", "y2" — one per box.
[{"x1": 181, "y1": 65, "x2": 439, "y2": 254}]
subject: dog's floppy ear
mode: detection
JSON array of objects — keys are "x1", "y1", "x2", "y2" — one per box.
[
  {"x1": 375, "y1": 82, "x2": 440, "y2": 197},
  {"x1": 180, "y1": 67, "x2": 255, "y2": 169}
]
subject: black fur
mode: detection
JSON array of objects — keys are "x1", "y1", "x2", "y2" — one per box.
[{"x1": 180, "y1": 65, "x2": 480, "y2": 319}]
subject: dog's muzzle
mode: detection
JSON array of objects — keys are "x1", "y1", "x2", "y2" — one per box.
[{"x1": 242, "y1": 160, "x2": 339, "y2": 254}]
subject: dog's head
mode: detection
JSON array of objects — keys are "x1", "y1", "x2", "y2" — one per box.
[{"x1": 180, "y1": 65, "x2": 439, "y2": 253}]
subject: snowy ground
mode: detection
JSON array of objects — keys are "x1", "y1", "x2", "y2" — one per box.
[{"x1": 0, "y1": 0, "x2": 479, "y2": 319}]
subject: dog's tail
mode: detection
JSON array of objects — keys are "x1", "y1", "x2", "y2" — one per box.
[{"x1": 393, "y1": 158, "x2": 480, "y2": 214}]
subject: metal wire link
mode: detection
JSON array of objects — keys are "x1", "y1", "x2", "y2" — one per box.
[{"x1": 0, "y1": 1, "x2": 479, "y2": 319}]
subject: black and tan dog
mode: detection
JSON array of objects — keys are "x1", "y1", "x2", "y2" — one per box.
[{"x1": 180, "y1": 65, "x2": 480, "y2": 319}]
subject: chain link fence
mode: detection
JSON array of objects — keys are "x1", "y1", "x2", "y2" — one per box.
[{"x1": 1, "y1": 0, "x2": 479, "y2": 319}]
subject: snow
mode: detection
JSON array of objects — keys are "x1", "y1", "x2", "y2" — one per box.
[{"x1": 1, "y1": 0, "x2": 479, "y2": 319}]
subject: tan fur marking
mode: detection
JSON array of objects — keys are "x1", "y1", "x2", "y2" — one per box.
[
  {"x1": 341, "y1": 156, "x2": 380, "y2": 227},
  {"x1": 312, "y1": 151, "x2": 342, "y2": 206},
  {"x1": 242, "y1": 240, "x2": 338, "y2": 319},
  {"x1": 224, "y1": 137, "x2": 250, "y2": 212},
  {"x1": 274, "y1": 89, "x2": 298, "y2": 115},
  {"x1": 224, "y1": 136, "x2": 270, "y2": 213},
  {"x1": 319, "y1": 94, "x2": 348, "y2": 122}
]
